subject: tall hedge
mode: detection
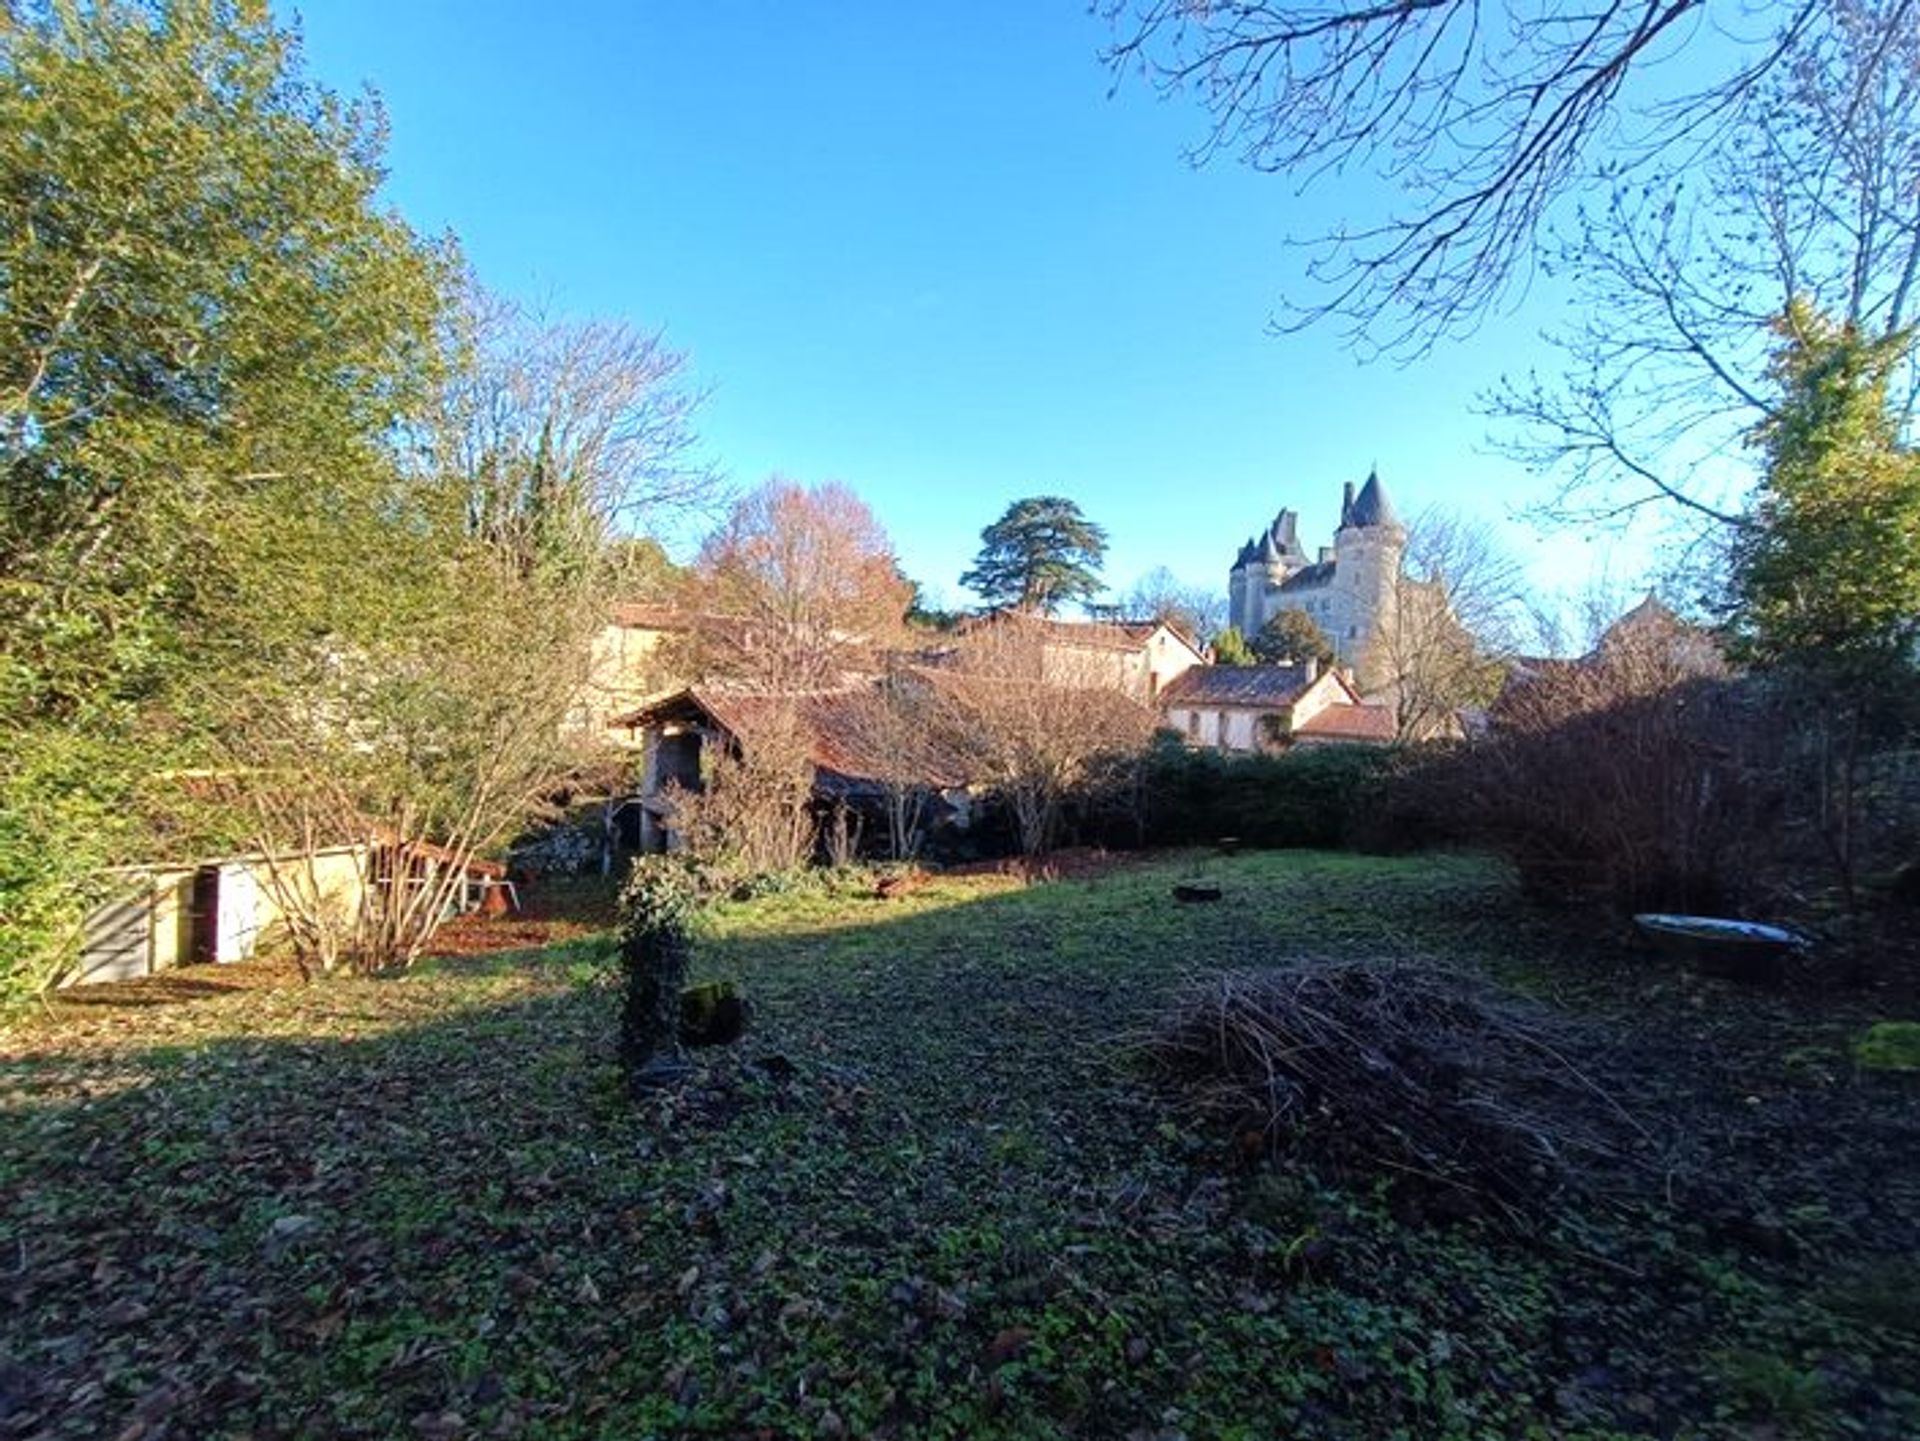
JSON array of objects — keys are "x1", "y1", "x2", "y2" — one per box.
[{"x1": 1142, "y1": 737, "x2": 1396, "y2": 850}]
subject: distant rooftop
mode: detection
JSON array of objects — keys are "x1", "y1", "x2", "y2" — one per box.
[{"x1": 1160, "y1": 664, "x2": 1316, "y2": 708}]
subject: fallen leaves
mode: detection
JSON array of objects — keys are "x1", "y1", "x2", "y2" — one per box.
[{"x1": 2, "y1": 852, "x2": 1917, "y2": 1439}]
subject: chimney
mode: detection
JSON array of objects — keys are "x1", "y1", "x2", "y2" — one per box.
[
  {"x1": 1304, "y1": 657, "x2": 1319, "y2": 682},
  {"x1": 1340, "y1": 479, "x2": 1356, "y2": 526},
  {"x1": 1318, "y1": 546, "x2": 1334, "y2": 564}
]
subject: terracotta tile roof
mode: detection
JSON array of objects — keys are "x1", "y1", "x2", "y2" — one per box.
[
  {"x1": 1293, "y1": 704, "x2": 1398, "y2": 741},
  {"x1": 956, "y1": 611, "x2": 1205, "y2": 657},
  {"x1": 622, "y1": 684, "x2": 974, "y2": 789},
  {"x1": 1159, "y1": 665, "x2": 1314, "y2": 708}
]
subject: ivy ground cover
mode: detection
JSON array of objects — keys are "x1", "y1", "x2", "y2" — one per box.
[{"x1": 3, "y1": 852, "x2": 1916, "y2": 1439}]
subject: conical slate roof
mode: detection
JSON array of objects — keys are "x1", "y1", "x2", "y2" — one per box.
[{"x1": 1342, "y1": 468, "x2": 1401, "y2": 530}]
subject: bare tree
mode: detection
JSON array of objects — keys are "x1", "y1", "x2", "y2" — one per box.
[
  {"x1": 1117, "y1": 565, "x2": 1226, "y2": 643},
  {"x1": 691, "y1": 478, "x2": 912, "y2": 689},
  {"x1": 432, "y1": 290, "x2": 721, "y2": 565},
  {"x1": 1493, "y1": 0, "x2": 1920, "y2": 527},
  {"x1": 1360, "y1": 510, "x2": 1527, "y2": 738},
  {"x1": 840, "y1": 673, "x2": 971, "y2": 860},
  {"x1": 1104, "y1": 1, "x2": 1859, "y2": 351},
  {"x1": 942, "y1": 622, "x2": 1157, "y2": 854}
]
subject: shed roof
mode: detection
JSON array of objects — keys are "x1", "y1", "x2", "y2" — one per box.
[{"x1": 620, "y1": 684, "x2": 973, "y2": 790}]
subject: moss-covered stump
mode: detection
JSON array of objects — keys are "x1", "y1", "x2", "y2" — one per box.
[{"x1": 679, "y1": 980, "x2": 749, "y2": 1047}]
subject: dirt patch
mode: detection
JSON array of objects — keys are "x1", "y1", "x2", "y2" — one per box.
[{"x1": 419, "y1": 912, "x2": 594, "y2": 958}]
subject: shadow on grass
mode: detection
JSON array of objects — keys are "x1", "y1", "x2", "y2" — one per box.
[{"x1": 4, "y1": 849, "x2": 1914, "y2": 1440}]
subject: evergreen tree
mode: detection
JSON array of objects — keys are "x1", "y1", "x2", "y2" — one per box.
[
  {"x1": 1252, "y1": 608, "x2": 1337, "y2": 667},
  {"x1": 1211, "y1": 625, "x2": 1256, "y2": 665},
  {"x1": 960, "y1": 496, "x2": 1107, "y2": 613},
  {"x1": 1729, "y1": 300, "x2": 1920, "y2": 670}
]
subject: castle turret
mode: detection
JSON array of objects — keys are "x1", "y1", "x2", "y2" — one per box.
[
  {"x1": 1330, "y1": 469, "x2": 1406, "y2": 659},
  {"x1": 1231, "y1": 475, "x2": 1408, "y2": 653}
]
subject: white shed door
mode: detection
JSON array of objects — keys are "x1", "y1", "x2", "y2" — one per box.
[{"x1": 215, "y1": 864, "x2": 260, "y2": 963}]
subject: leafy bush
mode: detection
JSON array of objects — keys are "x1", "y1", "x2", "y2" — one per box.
[
  {"x1": 1142, "y1": 737, "x2": 1395, "y2": 850},
  {"x1": 1854, "y1": 1021, "x2": 1920, "y2": 1072},
  {"x1": 0, "y1": 732, "x2": 135, "y2": 1014}
]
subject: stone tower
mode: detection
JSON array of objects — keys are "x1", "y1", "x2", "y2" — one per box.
[
  {"x1": 1228, "y1": 508, "x2": 1308, "y2": 635},
  {"x1": 1226, "y1": 471, "x2": 1405, "y2": 660},
  {"x1": 1327, "y1": 470, "x2": 1406, "y2": 658}
]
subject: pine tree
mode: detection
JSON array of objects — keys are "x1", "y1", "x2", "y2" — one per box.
[
  {"x1": 960, "y1": 496, "x2": 1108, "y2": 613},
  {"x1": 1211, "y1": 625, "x2": 1256, "y2": 665}
]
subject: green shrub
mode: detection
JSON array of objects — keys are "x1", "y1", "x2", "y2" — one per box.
[
  {"x1": 1853, "y1": 1020, "x2": 1920, "y2": 1072},
  {"x1": 616, "y1": 856, "x2": 702, "y2": 1080},
  {"x1": 1143, "y1": 738, "x2": 1395, "y2": 850}
]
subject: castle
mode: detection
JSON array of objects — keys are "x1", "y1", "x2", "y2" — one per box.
[{"x1": 1228, "y1": 471, "x2": 1405, "y2": 662}]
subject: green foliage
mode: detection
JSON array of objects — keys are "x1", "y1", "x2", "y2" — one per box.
[
  {"x1": 619, "y1": 854, "x2": 704, "y2": 942},
  {"x1": 616, "y1": 855, "x2": 701, "y2": 1071},
  {"x1": 1252, "y1": 607, "x2": 1336, "y2": 666},
  {"x1": 959, "y1": 495, "x2": 1108, "y2": 614},
  {"x1": 1729, "y1": 299, "x2": 1920, "y2": 671},
  {"x1": 1853, "y1": 1020, "x2": 1920, "y2": 1072},
  {"x1": 0, "y1": 0, "x2": 452, "y2": 999},
  {"x1": 0, "y1": 731, "x2": 129, "y2": 1010},
  {"x1": 1143, "y1": 735, "x2": 1394, "y2": 849},
  {"x1": 1711, "y1": 1348, "x2": 1828, "y2": 1428},
  {"x1": 1211, "y1": 624, "x2": 1256, "y2": 665}
]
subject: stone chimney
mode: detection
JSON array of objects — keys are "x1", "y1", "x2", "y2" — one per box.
[
  {"x1": 1304, "y1": 657, "x2": 1319, "y2": 681},
  {"x1": 1318, "y1": 546, "x2": 1334, "y2": 565}
]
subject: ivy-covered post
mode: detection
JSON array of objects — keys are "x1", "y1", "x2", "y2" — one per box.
[{"x1": 618, "y1": 858, "x2": 699, "y2": 1092}]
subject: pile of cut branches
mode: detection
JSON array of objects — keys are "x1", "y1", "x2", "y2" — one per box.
[{"x1": 1141, "y1": 960, "x2": 1667, "y2": 1222}]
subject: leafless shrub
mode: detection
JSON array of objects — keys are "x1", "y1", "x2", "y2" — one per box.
[
  {"x1": 1139, "y1": 960, "x2": 1663, "y2": 1223},
  {"x1": 822, "y1": 801, "x2": 862, "y2": 869},
  {"x1": 937, "y1": 622, "x2": 1158, "y2": 854},
  {"x1": 837, "y1": 672, "x2": 974, "y2": 860},
  {"x1": 662, "y1": 701, "x2": 815, "y2": 874}
]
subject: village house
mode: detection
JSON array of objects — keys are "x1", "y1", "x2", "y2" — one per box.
[
  {"x1": 947, "y1": 612, "x2": 1207, "y2": 701},
  {"x1": 1160, "y1": 662, "x2": 1397, "y2": 753},
  {"x1": 573, "y1": 602, "x2": 698, "y2": 745}
]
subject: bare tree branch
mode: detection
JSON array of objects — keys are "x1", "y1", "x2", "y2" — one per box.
[{"x1": 1106, "y1": 0, "x2": 1828, "y2": 352}]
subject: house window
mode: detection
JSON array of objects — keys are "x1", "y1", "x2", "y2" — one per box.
[{"x1": 1184, "y1": 710, "x2": 1200, "y2": 739}]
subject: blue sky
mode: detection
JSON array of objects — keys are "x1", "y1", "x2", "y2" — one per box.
[{"x1": 287, "y1": 2, "x2": 1661, "y2": 615}]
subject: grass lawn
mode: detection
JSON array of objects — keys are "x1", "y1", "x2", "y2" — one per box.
[{"x1": 3, "y1": 850, "x2": 1917, "y2": 1440}]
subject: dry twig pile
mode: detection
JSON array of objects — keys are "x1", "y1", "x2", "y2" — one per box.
[{"x1": 1141, "y1": 960, "x2": 1666, "y2": 1222}]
